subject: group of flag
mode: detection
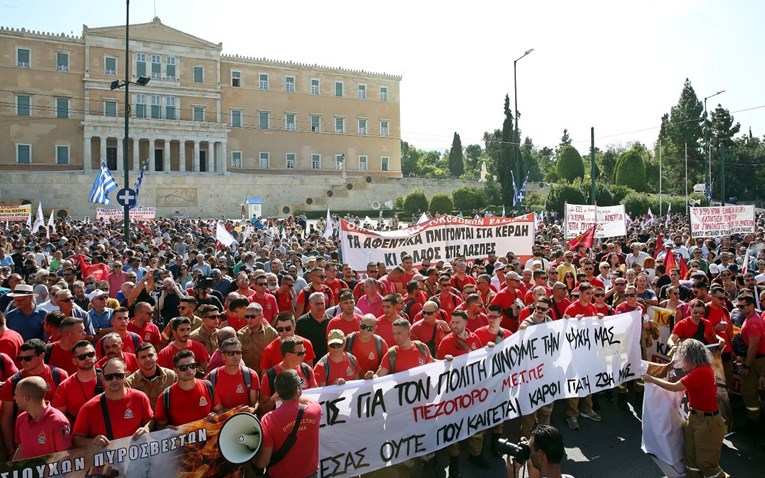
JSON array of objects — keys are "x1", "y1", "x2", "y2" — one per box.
[{"x1": 88, "y1": 160, "x2": 149, "y2": 206}]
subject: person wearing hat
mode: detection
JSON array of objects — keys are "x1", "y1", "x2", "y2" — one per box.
[
  {"x1": 5, "y1": 284, "x2": 46, "y2": 341},
  {"x1": 490, "y1": 271, "x2": 524, "y2": 332},
  {"x1": 87, "y1": 289, "x2": 114, "y2": 340},
  {"x1": 313, "y1": 329, "x2": 359, "y2": 387}
]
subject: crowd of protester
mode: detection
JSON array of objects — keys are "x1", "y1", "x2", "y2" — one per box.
[{"x1": 0, "y1": 210, "x2": 764, "y2": 478}]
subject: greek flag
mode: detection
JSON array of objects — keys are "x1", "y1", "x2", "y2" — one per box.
[
  {"x1": 88, "y1": 162, "x2": 119, "y2": 206},
  {"x1": 134, "y1": 159, "x2": 149, "y2": 198}
]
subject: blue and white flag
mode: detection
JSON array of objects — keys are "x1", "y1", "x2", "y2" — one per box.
[
  {"x1": 518, "y1": 172, "x2": 530, "y2": 204},
  {"x1": 665, "y1": 203, "x2": 672, "y2": 227},
  {"x1": 510, "y1": 171, "x2": 519, "y2": 207},
  {"x1": 134, "y1": 159, "x2": 149, "y2": 198},
  {"x1": 88, "y1": 162, "x2": 119, "y2": 206}
]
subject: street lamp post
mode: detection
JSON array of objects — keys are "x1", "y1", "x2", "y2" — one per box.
[
  {"x1": 513, "y1": 48, "x2": 534, "y2": 197},
  {"x1": 703, "y1": 89, "x2": 725, "y2": 202}
]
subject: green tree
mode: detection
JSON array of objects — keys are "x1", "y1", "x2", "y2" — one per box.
[
  {"x1": 400, "y1": 140, "x2": 419, "y2": 177},
  {"x1": 429, "y1": 193, "x2": 454, "y2": 215},
  {"x1": 402, "y1": 191, "x2": 428, "y2": 216},
  {"x1": 545, "y1": 183, "x2": 586, "y2": 215},
  {"x1": 464, "y1": 144, "x2": 482, "y2": 176},
  {"x1": 448, "y1": 132, "x2": 464, "y2": 177},
  {"x1": 452, "y1": 186, "x2": 486, "y2": 212},
  {"x1": 496, "y1": 95, "x2": 515, "y2": 208},
  {"x1": 521, "y1": 137, "x2": 543, "y2": 182},
  {"x1": 615, "y1": 149, "x2": 647, "y2": 192},
  {"x1": 596, "y1": 146, "x2": 624, "y2": 183},
  {"x1": 556, "y1": 145, "x2": 584, "y2": 182},
  {"x1": 559, "y1": 129, "x2": 572, "y2": 148}
]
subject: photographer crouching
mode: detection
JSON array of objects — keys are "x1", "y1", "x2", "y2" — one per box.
[{"x1": 504, "y1": 425, "x2": 573, "y2": 478}]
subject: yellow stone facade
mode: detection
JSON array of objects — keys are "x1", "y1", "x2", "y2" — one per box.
[{"x1": 0, "y1": 17, "x2": 401, "y2": 177}]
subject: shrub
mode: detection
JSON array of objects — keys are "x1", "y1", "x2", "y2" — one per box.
[
  {"x1": 429, "y1": 193, "x2": 454, "y2": 215},
  {"x1": 545, "y1": 183, "x2": 586, "y2": 215},
  {"x1": 556, "y1": 146, "x2": 585, "y2": 182},
  {"x1": 452, "y1": 186, "x2": 486, "y2": 212},
  {"x1": 402, "y1": 191, "x2": 428, "y2": 216},
  {"x1": 615, "y1": 150, "x2": 647, "y2": 192}
]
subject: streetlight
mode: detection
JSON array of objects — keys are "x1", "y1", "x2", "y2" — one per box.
[
  {"x1": 703, "y1": 89, "x2": 725, "y2": 202},
  {"x1": 514, "y1": 48, "x2": 534, "y2": 197},
  {"x1": 108, "y1": 0, "x2": 149, "y2": 244}
]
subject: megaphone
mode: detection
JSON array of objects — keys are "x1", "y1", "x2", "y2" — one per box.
[
  {"x1": 218, "y1": 412, "x2": 264, "y2": 464},
  {"x1": 689, "y1": 199, "x2": 699, "y2": 206}
]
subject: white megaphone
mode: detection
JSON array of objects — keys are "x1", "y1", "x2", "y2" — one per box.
[{"x1": 218, "y1": 412, "x2": 264, "y2": 464}]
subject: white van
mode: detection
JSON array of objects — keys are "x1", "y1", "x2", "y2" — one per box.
[{"x1": 692, "y1": 183, "x2": 706, "y2": 194}]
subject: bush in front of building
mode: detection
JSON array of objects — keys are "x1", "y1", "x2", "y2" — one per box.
[
  {"x1": 402, "y1": 191, "x2": 429, "y2": 216},
  {"x1": 429, "y1": 193, "x2": 454, "y2": 215}
]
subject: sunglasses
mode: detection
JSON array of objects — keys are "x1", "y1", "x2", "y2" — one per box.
[
  {"x1": 256, "y1": 282, "x2": 268, "y2": 286},
  {"x1": 17, "y1": 354, "x2": 41, "y2": 362},
  {"x1": 204, "y1": 315, "x2": 222, "y2": 320},
  {"x1": 292, "y1": 351, "x2": 306, "y2": 357},
  {"x1": 535, "y1": 306, "x2": 550, "y2": 312},
  {"x1": 329, "y1": 343, "x2": 343, "y2": 349},
  {"x1": 75, "y1": 351, "x2": 96, "y2": 360},
  {"x1": 316, "y1": 275, "x2": 327, "y2": 279},
  {"x1": 422, "y1": 310, "x2": 437, "y2": 315},
  {"x1": 177, "y1": 362, "x2": 198, "y2": 372},
  {"x1": 59, "y1": 297, "x2": 73, "y2": 302},
  {"x1": 103, "y1": 372, "x2": 126, "y2": 381},
  {"x1": 625, "y1": 293, "x2": 637, "y2": 297},
  {"x1": 245, "y1": 314, "x2": 262, "y2": 319},
  {"x1": 276, "y1": 326, "x2": 293, "y2": 332},
  {"x1": 594, "y1": 293, "x2": 605, "y2": 297},
  {"x1": 360, "y1": 324, "x2": 375, "y2": 331},
  {"x1": 224, "y1": 350, "x2": 243, "y2": 356}
]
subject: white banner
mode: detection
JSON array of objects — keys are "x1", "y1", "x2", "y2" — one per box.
[
  {"x1": 645, "y1": 305, "x2": 674, "y2": 363},
  {"x1": 564, "y1": 204, "x2": 627, "y2": 239},
  {"x1": 340, "y1": 214, "x2": 535, "y2": 271},
  {"x1": 95, "y1": 207, "x2": 156, "y2": 221},
  {"x1": 689, "y1": 205, "x2": 755, "y2": 238},
  {"x1": 0, "y1": 204, "x2": 32, "y2": 222},
  {"x1": 304, "y1": 311, "x2": 642, "y2": 477}
]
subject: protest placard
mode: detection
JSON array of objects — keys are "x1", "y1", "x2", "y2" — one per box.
[
  {"x1": 689, "y1": 205, "x2": 754, "y2": 238},
  {"x1": 564, "y1": 204, "x2": 627, "y2": 239},
  {"x1": 95, "y1": 207, "x2": 156, "y2": 221},
  {"x1": 0, "y1": 204, "x2": 32, "y2": 222}
]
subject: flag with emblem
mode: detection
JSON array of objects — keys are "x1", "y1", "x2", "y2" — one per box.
[{"x1": 88, "y1": 161, "x2": 119, "y2": 206}]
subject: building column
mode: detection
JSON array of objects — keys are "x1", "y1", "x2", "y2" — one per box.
[
  {"x1": 179, "y1": 140, "x2": 186, "y2": 172},
  {"x1": 149, "y1": 139, "x2": 156, "y2": 172},
  {"x1": 99, "y1": 137, "x2": 107, "y2": 168},
  {"x1": 133, "y1": 138, "x2": 141, "y2": 172},
  {"x1": 209, "y1": 142, "x2": 216, "y2": 174},
  {"x1": 220, "y1": 141, "x2": 227, "y2": 175},
  {"x1": 83, "y1": 136, "x2": 91, "y2": 171},
  {"x1": 193, "y1": 141, "x2": 200, "y2": 172},
  {"x1": 116, "y1": 138, "x2": 123, "y2": 172},
  {"x1": 164, "y1": 139, "x2": 171, "y2": 172}
]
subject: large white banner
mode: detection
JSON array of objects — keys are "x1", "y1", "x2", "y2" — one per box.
[
  {"x1": 304, "y1": 311, "x2": 642, "y2": 477},
  {"x1": 645, "y1": 305, "x2": 674, "y2": 363},
  {"x1": 0, "y1": 204, "x2": 31, "y2": 222},
  {"x1": 340, "y1": 214, "x2": 535, "y2": 271},
  {"x1": 564, "y1": 204, "x2": 627, "y2": 239},
  {"x1": 95, "y1": 207, "x2": 156, "y2": 221},
  {"x1": 689, "y1": 205, "x2": 755, "y2": 238}
]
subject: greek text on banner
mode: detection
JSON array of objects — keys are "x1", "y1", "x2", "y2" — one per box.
[
  {"x1": 340, "y1": 214, "x2": 534, "y2": 271},
  {"x1": 0, "y1": 204, "x2": 32, "y2": 222},
  {"x1": 564, "y1": 204, "x2": 627, "y2": 239},
  {"x1": 689, "y1": 205, "x2": 754, "y2": 238},
  {"x1": 95, "y1": 207, "x2": 156, "y2": 221},
  {"x1": 304, "y1": 311, "x2": 642, "y2": 477}
]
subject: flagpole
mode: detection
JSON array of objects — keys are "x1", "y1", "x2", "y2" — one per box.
[
  {"x1": 658, "y1": 140, "x2": 662, "y2": 216},
  {"x1": 122, "y1": 0, "x2": 131, "y2": 244}
]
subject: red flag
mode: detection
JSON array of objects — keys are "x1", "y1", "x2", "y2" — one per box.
[
  {"x1": 678, "y1": 254, "x2": 689, "y2": 279},
  {"x1": 568, "y1": 225, "x2": 596, "y2": 250},
  {"x1": 664, "y1": 249, "x2": 677, "y2": 271},
  {"x1": 653, "y1": 235, "x2": 663, "y2": 258}
]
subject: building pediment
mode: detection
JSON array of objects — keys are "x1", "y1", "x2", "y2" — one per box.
[{"x1": 84, "y1": 17, "x2": 220, "y2": 50}]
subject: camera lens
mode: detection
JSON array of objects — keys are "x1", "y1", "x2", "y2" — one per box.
[{"x1": 497, "y1": 438, "x2": 530, "y2": 463}]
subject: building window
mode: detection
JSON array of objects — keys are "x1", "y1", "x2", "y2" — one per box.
[
  {"x1": 166, "y1": 96, "x2": 176, "y2": 120},
  {"x1": 193, "y1": 106, "x2": 205, "y2": 122},
  {"x1": 380, "y1": 86, "x2": 388, "y2": 101},
  {"x1": 16, "y1": 95, "x2": 30, "y2": 116},
  {"x1": 136, "y1": 53, "x2": 146, "y2": 77},
  {"x1": 56, "y1": 98, "x2": 69, "y2": 119},
  {"x1": 193, "y1": 66, "x2": 204, "y2": 83},
  {"x1": 259, "y1": 73, "x2": 269, "y2": 90},
  {"x1": 335, "y1": 81, "x2": 343, "y2": 97},
  {"x1": 335, "y1": 154, "x2": 345, "y2": 170},
  {"x1": 150, "y1": 95, "x2": 162, "y2": 119},
  {"x1": 17, "y1": 48, "x2": 30, "y2": 68},
  {"x1": 104, "y1": 100, "x2": 117, "y2": 117},
  {"x1": 259, "y1": 111, "x2": 269, "y2": 129},
  {"x1": 231, "y1": 70, "x2": 241, "y2": 87},
  {"x1": 311, "y1": 79, "x2": 319, "y2": 95},
  {"x1": 56, "y1": 52, "x2": 69, "y2": 72},
  {"x1": 231, "y1": 110, "x2": 242, "y2": 128},
  {"x1": 310, "y1": 114, "x2": 320, "y2": 133},
  {"x1": 359, "y1": 155, "x2": 368, "y2": 171},
  {"x1": 358, "y1": 84, "x2": 366, "y2": 99},
  {"x1": 166, "y1": 56, "x2": 176, "y2": 80},
  {"x1": 105, "y1": 56, "x2": 117, "y2": 75},
  {"x1": 151, "y1": 55, "x2": 161, "y2": 79},
  {"x1": 381, "y1": 156, "x2": 390, "y2": 171},
  {"x1": 286, "y1": 153, "x2": 296, "y2": 169},
  {"x1": 135, "y1": 94, "x2": 146, "y2": 118},
  {"x1": 358, "y1": 118, "x2": 367, "y2": 135},
  {"x1": 285, "y1": 113, "x2": 296, "y2": 131},
  {"x1": 285, "y1": 76, "x2": 295, "y2": 92},
  {"x1": 311, "y1": 154, "x2": 321, "y2": 170},
  {"x1": 335, "y1": 117, "x2": 345, "y2": 134},
  {"x1": 232, "y1": 151, "x2": 242, "y2": 168},
  {"x1": 380, "y1": 120, "x2": 390, "y2": 137},
  {"x1": 56, "y1": 145, "x2": 70, "y2": 165},
  {"x1": 16, "y1": 144, "x2": 31, "y2": 164},
  {"x1": 259, "y1": 152, "x2": 270, "y2": 169}
]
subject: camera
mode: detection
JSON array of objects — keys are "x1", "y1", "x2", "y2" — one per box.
[
  {"x1": 154, "y1": 284, "x2": 165, "y2": 292},
  {"x1": 497, "y1": 438, "x2": 530, "y2": 463},
  {"x1": 153, "y1": 269, "x2": 162, "y2": 280}
]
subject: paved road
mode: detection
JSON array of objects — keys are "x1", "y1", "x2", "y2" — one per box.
[{"x1": 408, "y1": 393, "x2": 762, "y2": 478}]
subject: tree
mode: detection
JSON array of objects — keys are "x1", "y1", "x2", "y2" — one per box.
[
  {"x1": 544, "y1": 183, "x2": 586, "y2": 215},
  {"x1": 615, "y1": 149, "x2": 647, "y2": 192},
  {"x1": 452, "y1": 186, "x2": 486, "y2": 212},
  {"x1": 496, "y1": 95, "x2": 515, "y2": 208},
  {"x1": 400, "y1": 140, "x2": 421, "y2": 177},
  {"x1": 402, "y1": 191, "x2": 428, "y2": 216},
  {"x1": 559, "y1": 129, "x2": 572, "y2": 148},
  {"x1": 556, "y1": 145, "x2": 584, "y2": 182},
  {"x1": 448, "y1": 132, "x2": 464, "y2": 177},
  {"x1": 464, "y1": 144, "x2": 482, "y2": 176},
  {"x1": 520, "y1": 137, "x2": 543, "y2": 182},
  {"x1": 429, "y1": 193, "x2": 454, "y2": 215}
]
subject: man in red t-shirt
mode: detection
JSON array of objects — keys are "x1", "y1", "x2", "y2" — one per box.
[
  {"x1": 490, "y1": 271, "x2": 524, "y2": 332},
  {"x1": 706, "y1": 286, "x2": 734, "y2": 388},
  {"x1": 375, "y1": 294, "x2": 403, "y2": 347},
  {"x1": 450, "y1": 260, "x2": 477, "y2": 293},
  {"x1": 295, "y1": 267, "x2": 335, "y2": 317},
  {"x1": 344, "y1": 314, "x2": 388, "y2": 378},
  {"x1": 259, "y1": 337, "x2": 318, "y2": 415},
  {"x1": 314, "y1": 329, "x2": 360, "y2": 386},
  {"x1": 13, "y1": 376, "x2": 72, "y2": 459},
  {"x1": 53, "y1": 340, "x2": 102, "y2": 423},
  {"x1": 273, "y1": 276, "x2": 295, "y2": 314},
  {"x1": 206, "y1": 337, "x2": 259, "y2": 409},
  {"x1": 738, "y1": 295, "x2": 765, "y2": 425},
  {"x1": 668, "y1": 299, "x2": 723, "y2": 349},
  {"x1": 254, "y1": 369, "x2": 322, "y2": 478},
  {"x1": 72, "y1": 357, "x2": 152, "y2": 448},
  {"x1": 46, "y1": 317, "x2": 86, "y2": 375},
  {"x1": 96, "y1": 308, "x2": 141, "y2": 359},
  {"x1": 464, "y1": 294, "x2": 489, "y2": 332},
  {"x1": 260, "y1": 313, "x2": 315, "y2": 372},
  {"x1": 376, "y1": 318, "x2": 433, "y2": 376},
  {"x1": 436, "y1": 275, "x2": 463, "y2": 317},
  {"x1": 95, "y1": 333, "x2": 140, "y2": 374},
  {"x1": 128, "y1": 301, "x2": 162, "y2": 348},
  {"x1": 249, "y1": 275, "x2": 280, "y2": 324},
  {"x1": 410, "y1": 301, "x2": 450, "y2": 358},
  {"x1": 326, "y1": 290, "x2": 362, "y2": 337},
  {"x1": 156, "y1": 350, "x2": 222, "y2": 427},
  {"x1": 0, "y1": 313, "x2": 24, "y2": 368},
  {"x1": 324, "y1": 263, "x2": 349, "y2": 302},
  {"x1": 156, "y1": 317, "x2": 210, "y2": 373}
]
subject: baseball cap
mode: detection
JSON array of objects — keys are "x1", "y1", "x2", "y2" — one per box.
[{"x1": 327, "y1": 329, "x2": 345, "y2": 346}]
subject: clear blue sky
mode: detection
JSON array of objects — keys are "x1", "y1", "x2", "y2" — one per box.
[{"x1": 4, "y1": 0, "x2": 764, "y2": 153}]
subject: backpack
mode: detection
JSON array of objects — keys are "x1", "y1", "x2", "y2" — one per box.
[
  {"x1": 208, "y1": 365, "x2": 253, "y2": 390},
  {"x1": 732, "y1": 333, "x2": 748, "y2": 356},
  {"x1": 345, "y1": 332, "x2": 383, "y2": 364},
  {"x1": 266, "y1": 363, "x2": 312, "y2": 394},
  {"x1": 318, "y1": 352, "x2": 357, "y2": 384},
  {"x1": 387, "y1": 340, "x2": 429, "y2": 373},
  {"x1": 162, "y1": 380, "x2": 215, "y2": 425},
  {"x1": 402, "y1": 299, "x2": 418, "y2": 319},
  {"x1": 10, "y1": 366, "x2": 64, "y2": 395},
  {"x1": 96, "y1": 333, "x2": 141, "y2": 357}
]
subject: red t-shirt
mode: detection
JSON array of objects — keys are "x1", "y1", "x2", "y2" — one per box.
[
  {"x1": 490, "y1": 288, "x2": 522, "y2": 332},
  {"x1": 128, "y1": 321, "x2": 162, "y2": 348},
  {"x1": 0, "y1": 328, "x2": 24, "y2": 368},
  {"x1": 375, "y1": 315, "x2": 399, "y2": 347},
  {"x1": 52, "y1": 373, "x2": 100, "y2": 422},
  {"x1": 680, "y1": 365, "x2": 718, "y2": 412},
  {"x1": 47, "y1": 342, "x2": 78, "y2": 375},
  {"x1": 346, "y1": 333, "x2": 388, "y2": 376},
  {"x1": 436, "y1": 292, "x2": 462, "y2": 317},
  {"x1": 380, "y1": 343, "x2": 433, "y2": 373},
  {"x1": 296, "y1": 285, "x2": 334, "y2": 310},
  {"x1": 155, "y1": 380, "x2": 220, "y2": 426},
  {"x1": 206, "y1": 366, "x2": 259, "y2": 409},
  {"x1": 274, "y1": 290, "x2": 294, "y2": 314},
  {"x1": 96, "y1": 353, "x2": 139, "y2": 374},
  {"x1": 594, "y1": 304, "x2": 613, "y2": 316},
  {"x1": 156, "y1": 340, "x2": 210, "y2": 369},
  {"x1": 524, "y1": 287, "x2": 552, "y2": 305},
  {"x1": 313, "y1": 353, "x2": 360, "y2": 385},
  {"x1": 260, "y1": 364, "x2": 317, "y2": 398},
  {"x1": 465, "y1": 313, "x2": 489, "y2": 332},
  {"x1": 743, "y1": 313, "x2": 765, "y2": 354},
  {"x1": 96, "y1": 332, "x2": 141, "y2": 359},
  {"x1": 73, "y1": 388, "x2": 153, "y2": 439},
  {"x1": 260, "y1": 400, "x2": 322, "y2": 478},
  {"x1": 409, "y1": 319, "x2": 449, "y2": 350},
  {"x1": 565, "y1": 301, "x2": 598, "y2": 318},
  {"x1": 326, "y1": 315, "x2": 361, "y2": 338},
  {"x1": 474, "y1": 326, "x2": 512, "y2": 346},
  {"x1": 437, "y1": 331, "x2": 483, "y2": 359},
  {"x1": 224, "y1": 313, "x2": 247, "y2": 332},
  {"x1": 549, "y1": 298, "x2": 571, "y2": 321},
  {"x1": 260, "y1": 336, "x2": 316, "y2": 371},
  {"x1": 249, "y1": 293, "x2": 280, "y2": 324},
  {"x1": 0, "y1": 365, "x2": 67, "y2": 403},
  {"x1": 451, "y1": 274, "x2": 476, "y2": 293},
  {"x1": 671, "y1": 318, "x2": 718, "y2": 345},
  {"x1": 0, "y1": 352, "x2": 18, "y2": 383},
  {"x1": 324, "y1": 278, "x2": 349, "y2": 302},
  {"x1": 15, "y1": 404, "x2": 72, "y2": 459},
  {"x1": 705, "y1": 304, "x2": 732, "y2": 352}
]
